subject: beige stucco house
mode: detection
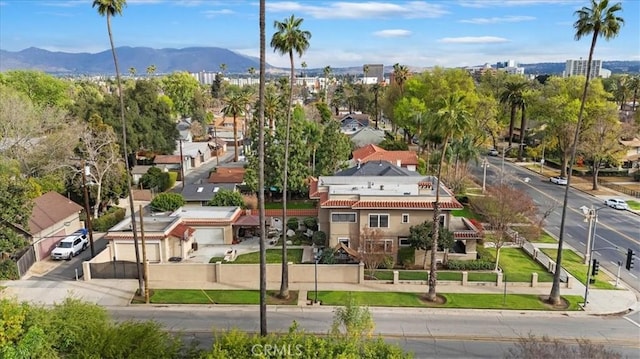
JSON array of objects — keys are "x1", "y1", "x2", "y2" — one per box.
[{"x1": 309, "y1": 174, "x2": 481, "y2": 265}]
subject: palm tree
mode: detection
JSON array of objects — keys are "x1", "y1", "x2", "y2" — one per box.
[
  {"x1": 612, "y1": 75, "x2": 628, "y2": 110},
  {"x1": 626, "y1": 75, "x2": 640, "y2": 111},
  {"x1": 499, "y1": 80, "x2": 527, "y2": 147},
  {"x1": 392, "y1": 63, "x2": 409, "y2": 95},
  {"x1": 146, "y1": 64, "x2": 156, "y2": 78},
  {"x1": 549, "y1": 0, "x2": 624, "y2": 306},
  {"x1": 258, "y1": 0, "x2": 267, "y2": 335},
  {"x1": 128, "y1": 67, "x2": 136, "y2": 78},
  {"x1": 270, "y1": 14, "x2": 311, "y2": 299},
  {"x1": 92, "y1": 0, "x2": 143, "y2": 296},
  {"x1": 363, "y1": 64, "x2": 369, "y2": 81},
  {"x1": 219, "y1": 63, "x2": 227, "y2": 76},
  {"x1": 323, "y1": 65, "x2": 332, "y2": 106},
  {"x1": 248, "y1": 66, "x2": 256, "y2": 77},
  {"x1": 222, "y1": 89, "x2": 249, "y2": 162},
  {"x1": 517, "y1": 96, "x2": 528, "y2": 161},
  {"x1": 427, "y1": 94, "x2": 472, "y2": 302},
  {"x1": 301, "y1": 61, "x2": 307, "y2": 77}
]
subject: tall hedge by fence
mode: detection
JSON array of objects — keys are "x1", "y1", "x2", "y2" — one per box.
[{"x1": 92, "y1": 207, "x2": 126, "y2": 232}]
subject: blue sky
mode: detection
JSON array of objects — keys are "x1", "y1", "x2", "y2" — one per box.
[{"x1": 1, "y1": 0, "x2": 638, "y2": 69}]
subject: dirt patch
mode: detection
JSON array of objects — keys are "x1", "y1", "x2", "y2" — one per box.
[
  {"x1": 418, "y1": 294, "x2": 447, "y2": 306},
  {"x1": 268, "y1": 291, "x2": 299, "y2": 305},
  {"x1": 538, "y1": 295, "x2": 570, "y2": 310}
]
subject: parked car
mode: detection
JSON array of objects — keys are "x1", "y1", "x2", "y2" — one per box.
[
  {"x1": 604, "y1": 198, "x2": 629, "y2": 210},
  {"x1": 51, "y1": 230, "x2": 88, "y2": 260},
  {"x1": 488, "y1": 148, "x2": 499, "y2": 156},
  {"x1": 550, "y1": 176, "x2": 568, "y2": 185}
]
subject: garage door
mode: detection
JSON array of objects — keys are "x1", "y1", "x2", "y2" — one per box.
[
  {"x1": 194, "y1": 227, "x2": 224, "y2": 246},
  {"x1": 115, "y1": 242, "x2": 160, "y2": 263}
]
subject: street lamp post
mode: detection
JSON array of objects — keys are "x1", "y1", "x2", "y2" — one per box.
[
  {"x1": 580, "y1": 205, "x2": 605, "y2": 307},
  {"x1": 481, "y1": 159, "x2": 488, "y2": 193},
  {"x1": 313, "y1": 247, "x2": 319, "y2": 304}
]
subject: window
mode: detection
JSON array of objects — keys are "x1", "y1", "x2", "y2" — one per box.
[
  {"x1": 401, "y1": 214, "x2": 410, "y2": 224},
  {"x1": 438, "y1": 215, "x2": 446, "y2": 228},
  {"x1": 369, "y1": 214, "x2": 389, "y2": 228},
  {"x1": 331, "y1": 213, "x2": 357, "y2": 223},
  {"x1": 365, "y1": 239, "x2": 394, "y2": 253},
  {"x1": 399, "y1": 237, "x2": 410, "y2": 247},
  {"x1": 338, "y1": 238, "x2": 350, "y2": 247}
]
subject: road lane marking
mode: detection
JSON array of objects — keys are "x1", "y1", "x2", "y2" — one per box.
[{"x1": 623, "y1": 317, "x2": 640, "y2": 328}]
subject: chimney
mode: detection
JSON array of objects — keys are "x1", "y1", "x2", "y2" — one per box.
[
  {"x1": 396, "y1": 159, "x2": 401, "y2": 167},
  {"x1": 357, "y1": 159, "x2": 362, "y2": 169}
]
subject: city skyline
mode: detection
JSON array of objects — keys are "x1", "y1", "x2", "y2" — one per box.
[{"x1": 0, "y1": 0, "x2": 638, "y2": 69}]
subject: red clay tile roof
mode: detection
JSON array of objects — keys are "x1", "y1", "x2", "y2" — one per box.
[
  {"x1": 208, "y1": 167, "x2": 246, "y2": 183},
  {"x1": 29, "y1": 192, "x2": 83, "y2": 234},
  {"x1": 352, "y1": 144, "x2": 418, "y2": 166},
  {"x1": 169, "y1": 223, "x2": 195, "y2": 240},
  {"x1": 153, "y1": 155, "x2": 182, "y2": 164},
  {"x1": 352, "y1": 144, "x2": 384, "y2": 161},
  {"x1": 350, "y1": 201, "x2": 463, "y2": 209},
  {"x1": 321, "y1": 199, "x2": 359, "y2": 208}
]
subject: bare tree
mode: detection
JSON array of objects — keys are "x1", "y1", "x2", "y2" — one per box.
[
  {"x1": 359, "y1": 227, "x2": 393, "y2": 278},
  {"x1": 471, "y1": 184, "x2": 537, "y2": 271}
]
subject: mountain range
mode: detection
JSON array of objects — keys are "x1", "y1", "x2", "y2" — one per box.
[{"x1": 1, "y1": 47, "x2": 638, "y2": 76}]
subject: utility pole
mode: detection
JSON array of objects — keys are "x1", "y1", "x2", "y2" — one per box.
[
  {"x1": 139, "y1": 206, "x2": 149, "y2": 304},
  {"x1": 179, "y1": 139, "x2": 185, "y2": 190},
  {"x1": 80, "y1": 160, "x2": 95, "y2": 258},
  {"x1": 482, "y1": 159, "x2": 488, "y2": 193}
]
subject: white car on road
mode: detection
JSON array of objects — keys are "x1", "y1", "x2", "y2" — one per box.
[
  {"x1": 604, "y1": 198, "x2": 629, "y2": 210},
  {"x1": 550, "y1": 176, "x2": 568, "y2": 185},
  {"x1": 51, "y1": 230, "x2": 88, "y2": 260}
]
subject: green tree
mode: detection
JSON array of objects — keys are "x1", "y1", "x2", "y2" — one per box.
[
  {"x1": 270, "y1": 14, "x2": 311, "y2": 299},
  {"x1": 408, "y1": 220, "x2": 454, "y2": 269},
  {"x1": 162, "y1": 71, "x2": 201, "y2": 118},
  {"x1": 315, "y1": 120, "x2": 352, "y2": 176},
  {"x1": 626, "y1": 75, "x2": 640, "y2": 111},
  {"x1": 139, "y1": 166, "x2": 169, "y2": 192},
  {"x1": 0, "y1": 70, "x2": 71, "y2": 108},
  {"x1": 0, "y1": 160, "x2": 34, "y2": 254},
  {"x1": 499, "y1": 79, "x2": 528, "y2": 148},
  {"x1": 303, "y1": 120, "x2": 322, "y2": 175},
  {"x1": 549, "y1": 0, "x2": 625, "y2": 306},
  {"x1": 150, "y1": 192, "x2": 185, "y2": 212},
  {"x1": 207, "y1": 188, "x2": 244, "y2": 207},
  {"x1": 222, "y1": 88, "x2": 250, "y2": 162},
  {"x1": 427, "y1": 94, "x2": 472, "y2": 301}
]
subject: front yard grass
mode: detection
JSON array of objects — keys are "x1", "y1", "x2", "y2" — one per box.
[
  {"x1": 210, "y1": 249, "x2": 304, "y2": 264},
  {"x1": 627, "y1": 200, "x2": 640, "y2": 211},
  {"x1": 529, "y1": 232, "x2": 557, "y2": 244},
  {"x1": 540, "y1": 249, "x2": 616, "y2": 289},
  {"x1": 450, "y1": 206, "x2": 482, "y2": 219},
  {"x1": 146, "y1": 289, "x2": 298, "y2": 305},
  {"x1": 487, "y1": 248, "x2": 554, "y2": 282},
  {"x1": 311, "y1": 291, "x2": 583, "y2": 310}
]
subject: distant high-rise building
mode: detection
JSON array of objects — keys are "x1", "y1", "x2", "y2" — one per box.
[
  {"x1": 363, "y1": 64, "x2": 384, "y2": 83},
  {"x1": 564, "y1": 59, "x2": 603, "y2": 78},
  {"x1": 495, "y1": 60, "x2": 524, "y2": 76}
]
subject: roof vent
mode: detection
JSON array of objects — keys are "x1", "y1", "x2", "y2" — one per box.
[{"x1": 380, "y1": 185, "x2": 384, "y2": 190}]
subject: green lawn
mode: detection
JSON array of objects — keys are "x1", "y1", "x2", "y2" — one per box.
[
  {"x1": 210, "y1": 249, "x2": 304, "y2": 264},
  {"x1": 451, "y1": 206, "x2": 482, "y2": 219},
  {"x1": 265, "y1": 201, "x2": 317, "y2": 209},
  {"x1": 467, "y1": 272, "x2": 497, "y2": 282},
  {"x1": 311, "y1": 291, "x2": 583, "y2": 310},
  {"x1": 541, "y1": 249, "x2": 616, "y2": 289},
  {"x1": 530, "y1": 232, "x2": 557, "y2": 244},
  {"x1": 487, "y1": 248, "x2": 554, "y2": 282},
  {"x1": 627, "y1": 200, "x2": 640, "y2": 211},
  {"x1": 146, "y1": 289, "x2": 298, "y2": 305}
]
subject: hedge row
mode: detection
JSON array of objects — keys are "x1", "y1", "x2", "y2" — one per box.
[
  {"x1": 92, "y1": 207, "x2": 126, "y2": 232},
  {"x1": 446, "y1": 259, "x2": 495, "y2": 271}
]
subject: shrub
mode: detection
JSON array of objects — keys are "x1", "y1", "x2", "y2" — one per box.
[
  {"x1": 242, "y1": 195, "x2": 258, "y2": 210},
  {"x1": 139, "y1": 167, "x2": 170, "y2": 192},
  {"x1": 166, "y1": 172, "x2": 178, "y2": 190},
  {"x1": 0, "y1": 259, "x2": 19, "y2": 280},
  {"x1": 312, "y1": 231, "x2": 327, "y2": 247},
  {"x1": 397, "y1": 247, "x2": 415, "y2": 268},
  {"x1": 150, "y1": 193, "x2": 185, "y2": 212},
  {"x1": 446, "y1": 260, "x2": 494, "y2": 271},
  {"x1": 92, "y1": 207, "x2": 126, "y2": 232},
  {"x1": 207, "y1": 189, "x2": 244, "y2": 207},
  {"x1": 287, "y1": 217, "x2": 299, "y2": 231},
  {"x1": 303, "y1": 217, "x2": 318, "y2": 231}
]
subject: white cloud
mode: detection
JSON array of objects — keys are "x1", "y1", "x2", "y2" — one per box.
[
  {"x1": 373, "y1": 29, "x2": 412, "y2": 38},
  {"x1": 459, "y1": 15, "x2": 535, "y2": 24},
  {"x1": 266, "y1": 1, "x2": 448, "y2": 19},
  {"x1": 438, "y1": 36, "x2": 509, "y2": 44},
  {"x1": 202, "y1": 9, "x2": 234, "y2": 18},
  {"x1": 458, "y1": 0, "x2": 581, "y2": 8}
]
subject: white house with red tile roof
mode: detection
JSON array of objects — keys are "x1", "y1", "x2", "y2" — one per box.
[
  {"x1": 620, "y1": 137, "x2": 640, "y2": 173},
  {"x1": 351, "y1": 144, "x2": 419, "y2": 171},
  {"x1": 309, "y1": 175, "x2": 481, "y2": 266}
]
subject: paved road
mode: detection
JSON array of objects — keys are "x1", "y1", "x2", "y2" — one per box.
[
  {"x1": 469, "y1": 156, "x2": 640, "y2": 292},
  {"x1": 110, "y1": 306, "x2": 640, "y2": 357}
]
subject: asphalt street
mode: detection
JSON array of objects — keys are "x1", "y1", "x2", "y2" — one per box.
[
  {"x1": 469, "y1": 156, "x2": 640, "y2": 292},
  {"x1": 110, "y1": 306, "x2": 640, "y2": 357}
]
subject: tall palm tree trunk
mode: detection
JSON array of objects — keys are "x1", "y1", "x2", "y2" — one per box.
[
  {"x1": 258, "y1": 0, "x2": 267, "y2": 335},
  {"x1": 549, "y1": 32, "x2": 598, "y2": 305},
  {"x1": 107, "y1": 12, "x2": 143, "y2": 295},
  {"x1": 279, "y1": 51, "x2": 294, "y2": 299},
  {"x1": 508, "y1": 105, "x2": 516, "y2": 147},
  {"x1": 233, "y1": 115, "x2": 239, "y2": 161},
  {"x1": 518, "y1": 105, "x2": 527, "y2": 161},
  {"x1": 428, "y1": 137, "x2": 448, "y2": 301}
]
